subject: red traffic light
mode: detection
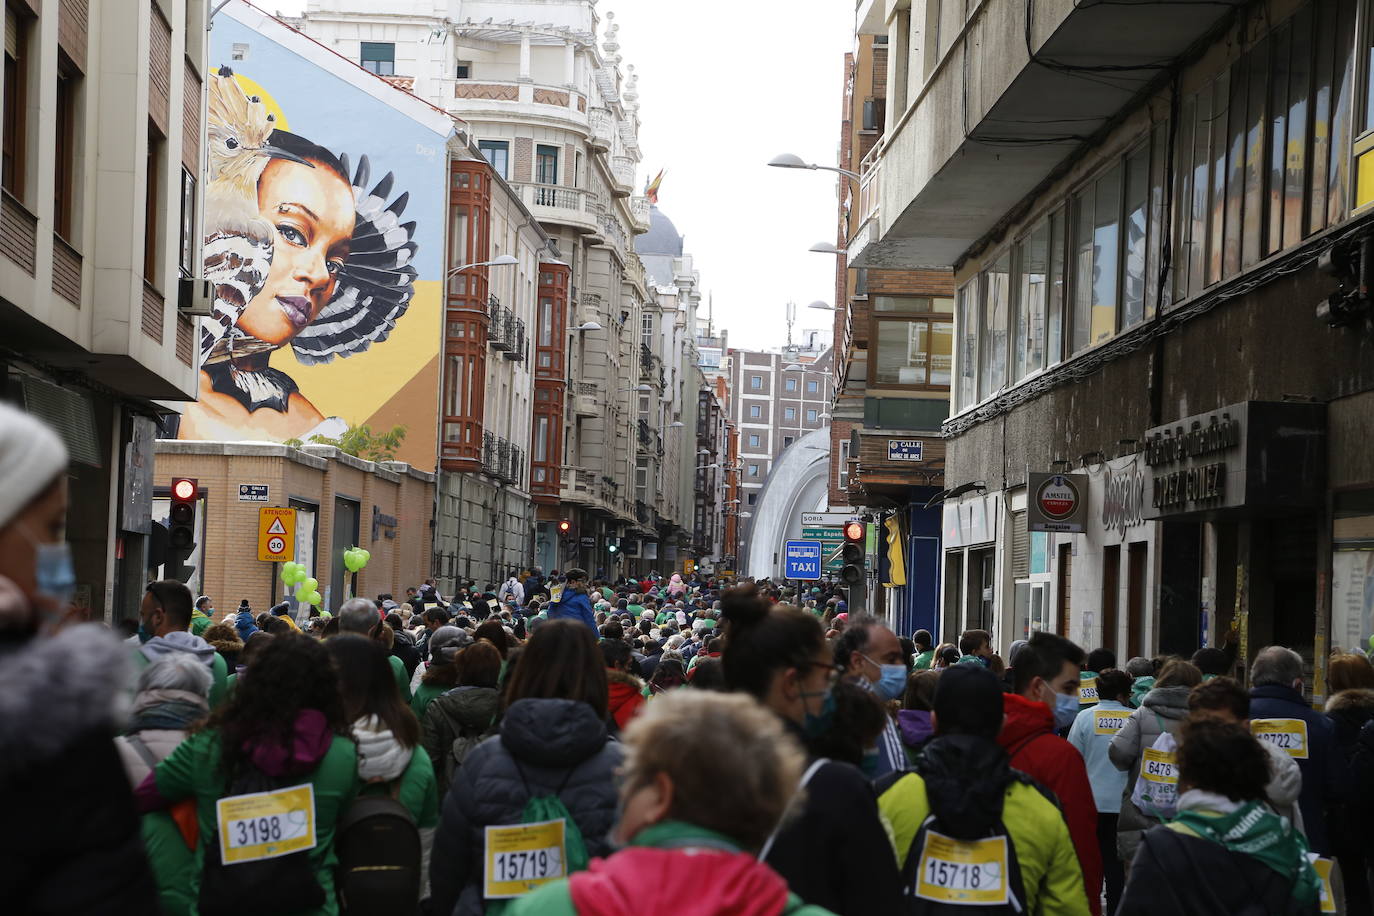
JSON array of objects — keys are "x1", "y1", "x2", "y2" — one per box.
[
  {"x1": 558, "y1": 520, "x2": 571, "y2": 534},
  {"x1": 843, "y1": 521, "x2": 865, "y2": 542},
  {"x1": 172, "y1": 478, "x2": 197, "y2": 501}
]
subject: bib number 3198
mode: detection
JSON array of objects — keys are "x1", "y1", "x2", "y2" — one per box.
[
  {"x1": 215, "y1": 783, "x2": 315, "y2": 866},
  {"x1": 914, "y1": 830, "x2": 1009, "y2": 906}
]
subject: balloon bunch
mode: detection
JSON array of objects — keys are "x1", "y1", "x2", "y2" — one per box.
[
  {"x1": 280, "y1": 561, "x2": 322, "y2": 606},
  {"x1": 343, "y1": 546, "x2": 371, "y2": 573}
]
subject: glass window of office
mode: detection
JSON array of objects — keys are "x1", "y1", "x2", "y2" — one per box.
[
  {"x1": 751, "y1": 375, "x2": 762, "y2": 389},
  {"x1": 873, "y1": 296, "x2": 954, "y2": 390},
  {"x1": 360, "y1": 42, "x2": 395, "y2": 75},
  {"x1": 749, "y1": 405, "x2": 761, "y2": 418},
  {"x1": 807, "y1": 379, "x2": 818, "y2": 393},
  {"x1": 784, "y1": 407, "x2": 796, "y2": 421},
  {"x1": 536, "y1": 145, "x2": 559, "y2": 185},
  {"x1": 978, "y1": 254, "x2": 1010, "y2": 399},
  {"x1": 784, "y1": 377, "x2": 797, "y2": 391},
  {"x1": 807, "y1": 408, "x2": 818, "y2": 423}
]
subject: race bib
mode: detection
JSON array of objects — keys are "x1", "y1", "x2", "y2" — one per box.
[
  {"x1": 1310, "y1": 855, "x2": 1336, "y2": 913},
  {"x1": 484, "y1": 819, "x2": 566, "y2": 899},
  {"x1": 1079, "y1": 676, "x2": 1099, "y2": 705},
  {"x1": 549, "y1": 583, "x2": 565, "y2": 602},
  {"x1": 1140, "y1": 746, "x2": 1178, "y2": 785},
  {"x1": 215, "y1": 783, "x2": 315, "y2": 866},
  {"x1": 1093, "y1": 708, "x2": 1128, "y2": 735},
  {"x1": 1251, "y1": 718, "x2": 1310, "y2": 759},
  {"x1": 914, "y1": 830, "x2": 1009, "y2": 906}
]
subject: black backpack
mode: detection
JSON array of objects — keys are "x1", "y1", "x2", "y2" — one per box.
[
  {"x1": 198, "y1": 767, "x2": 325, "y2": 916},
  {"x1": 335, "y1": 790, "x2": 421, "y2": 916}
]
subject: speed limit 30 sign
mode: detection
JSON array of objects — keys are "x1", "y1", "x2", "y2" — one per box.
[{"x1": 258, "y1": 507, "x2": 297, "y2": 562}]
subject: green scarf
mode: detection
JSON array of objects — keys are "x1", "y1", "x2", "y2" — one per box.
[{"x1": 1171, "y1": 801, "x2": 1320, "y2": 904}]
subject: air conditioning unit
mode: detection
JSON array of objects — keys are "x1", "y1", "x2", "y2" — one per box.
[{"x1": 178, "y1": 277, "x2": 214, "y2": 317}]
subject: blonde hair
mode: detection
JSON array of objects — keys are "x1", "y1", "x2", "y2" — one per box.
[{"x1": 620, "y1": 690, "x2": 805, "y2": 851}]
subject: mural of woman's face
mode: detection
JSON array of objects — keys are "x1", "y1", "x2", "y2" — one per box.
[{"x1": 237, "y1": 158, "x2": 355, "y2": 347}]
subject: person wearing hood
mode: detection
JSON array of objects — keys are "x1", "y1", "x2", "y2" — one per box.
[
  {"x1": 1117, "y1": 717, "x2": 1321, "y2": 916},
  {"x1": 878, "y1": 664, "x2": 1090, "y2": 915},
  {"x1": 898, "y1": 669, "x2": 939, "y2": 763},
  {"x1": 1108, "y1": 659, "x2": 1202, "y2": 868},
  {"x1": 327, "y1": 634, "x2": 439, "y2": 904},
  {"x1": 667, "y1": 572, "x2": 685, "y2": 598},
  {"x1": 233, "y1": 599, "x2": 259, "y2": 642},
  {"x1": 602, "y1": 638, "x2": 646, "y2": 731},
  {"x1": 1326, "y1": 653, "x2": 1374, "y2": 913},
  {"x1": 547, "y1": 568, "x2": 598, "y2": 636},
  {"x1": 135, "y1": 579, "x2": 229, "y2": 708},
  {"x1": 1248, "y1": 645, "x2": 1347, "y2": 857},
  {"x1": 1067, "y1": 668, "x2": 1133, "y2": 914},
  {"x1": 422, "y1": 638, "x2": 501, "y2": 798},
  {"x1": 998, "y1": 631, "x2": 1103, "y2": 916},
  {"x1": 201, "y1": 621, "x2": 244, "y2": 671},
  {"x1": 135, "y1": 632, "x2": 360, "y2": 915},
  {"x1": 719, "y1": 587, "x2": 901, "y2": 915},
  {"x1": 500, "y1": 574, "x2": 525, "y2": 608},
  {"x1": 116, "y1": 653, "x2": 213, "y2": 916},
  {"x1": 509, "y1": 690, "x2": 836, "y2": 916},
  {"x1": 0, "y1": 404, "x2": 158, "y2": 912},
  {"x1": 429, "y1": 621, "x2": 623, "y2": 916},
  {"x1": 833, "y1": 616, "x2": 908, "y2": 780}
]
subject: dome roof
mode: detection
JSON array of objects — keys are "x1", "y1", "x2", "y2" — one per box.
[{"x1": 634, "y1": 206, "x2": 683, "y2": 257}]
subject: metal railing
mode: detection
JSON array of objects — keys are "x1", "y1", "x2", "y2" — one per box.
[{"x1": 502, "y1": 316, "x2": 526, "y2": 360}]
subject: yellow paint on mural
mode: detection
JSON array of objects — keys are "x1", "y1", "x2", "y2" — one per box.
[
  {"x1": 231, "y1": 73, "x2": 290, "y2": 131},
  {"x1": 275, "y1": 279, "x2": 441, "y2": 426}
]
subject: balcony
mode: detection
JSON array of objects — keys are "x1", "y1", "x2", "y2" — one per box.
[
  {"x1": 857, "y1": 0, "x2": 1239, "y2": 271},
  {"x1": 637, "y1": 419, "x2": 652, "y2": 451},
  {"x1": 588, "y1": 107, "x2": 613, "y2": 151},
  {"x1": 502, "y1": 316, "x2": 526, "y2": 361},
  {"x1": 448, "y1": 79, "x2": 588, "y2": 124},
  {"x1": 599, "y1": 212, "x2": 627, "y2": 258},
  {"x1": 629, "y1": 196, "x2": 651, "y2": 234},
  {"x1": 574, "y1": 381, "x2": 599, "y2": 417},
  {"x1": 610, "y1": 156, "x2": 635, "y2": 197},
  {"x1": 509, "y1": 181, "x2": 599, "y2": 235},
  {"x1": 846, "y1": 427, "x2": 946, "y2": 503},
  {"x1": 487, "y1": 297, "x2": 511, "y2": 351}
]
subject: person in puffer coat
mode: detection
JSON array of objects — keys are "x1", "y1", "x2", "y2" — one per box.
[
  {"x1": 1109, "y1": 659, "x2": 1201, "y2": 867},
  {"x1": 430, "y1": 621, "x2": 623, "y2": 916}
]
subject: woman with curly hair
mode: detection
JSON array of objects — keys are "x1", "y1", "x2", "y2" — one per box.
[{"x1": 135, "y1": 632, "x2": 359, "y2": 916}]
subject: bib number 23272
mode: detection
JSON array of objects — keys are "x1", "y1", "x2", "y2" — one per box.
[
  {"x1": 484, "y1": 818, "x2": 567, "y2": 899},
  {"x1": 914, "y1": 830, "x2": 1009, "y2": 906}
]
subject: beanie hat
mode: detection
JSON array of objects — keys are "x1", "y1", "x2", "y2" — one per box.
[
  {"x1": 933, "y1": 664, "x2": 1004, "y2": 740},
  {"x1": 429, "y1": 625, "x2": 470, "y2": 661},
  {"x1": 0, "y1": 401, "x2": 67, "y2": 529}
]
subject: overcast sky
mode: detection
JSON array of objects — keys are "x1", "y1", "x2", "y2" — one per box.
[{"x1": 263, "y1": 0, "x2": 853, "y2": 351}]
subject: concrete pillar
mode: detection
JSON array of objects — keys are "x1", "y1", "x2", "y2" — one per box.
[
  {"x1": 563, "y1": 40, "x2": 575, "y2": 87},
  {"x1": 519, "y1": 33, "x2": 531, "y2": 81}
]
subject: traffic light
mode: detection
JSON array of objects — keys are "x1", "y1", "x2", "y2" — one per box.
[
  {"x1": 169, "y1": 478, "x2": 198, "y2": 552},
  {"x1": 558, "y1": 519, "x2": 573, "y2": 537},
  {"x1": 608, "y1": 539, "x2": 619, "y2": 555},
  {"x1": 840, "y1": 520, "x2": 865, "y2": 585}
]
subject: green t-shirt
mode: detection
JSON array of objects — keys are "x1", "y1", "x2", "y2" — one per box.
[
  {"x1": 912, "y1": 649, "x2": 935, "y2": 671},
  {"x1": 153, "y1": 729, "x2": 361, "y2": 916},
  {"x1": 388, "y1": 654, "x2": 411, "y2": 701},
  {"x1": 410, "y1": 681, "x2": 446, "y2": 724}
]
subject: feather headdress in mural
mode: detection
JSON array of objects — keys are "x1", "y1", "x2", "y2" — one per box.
[{"x1": 288, "y1": 153, "x2": 418, "y2": 365}]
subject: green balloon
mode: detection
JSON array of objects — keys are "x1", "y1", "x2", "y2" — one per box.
[
  {"x1": 306, "y1": 591, "x2": 322, "y2": 606},
  {"x1": 303, "y1": 577, "x2": 318, "y2": 592},
  {"x1": 360, "y1": 549, "x2": 371, "y2": 564}
]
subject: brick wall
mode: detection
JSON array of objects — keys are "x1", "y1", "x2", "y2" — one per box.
[
  {"x1": 513, "y1": 138, "x2": 532, "y2": 183},
  {"x1": 867, "y1": 268, "x2": 956, "y2": 297}
]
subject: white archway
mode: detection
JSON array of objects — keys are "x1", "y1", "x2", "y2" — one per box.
[{"x1": 744, "y1": 426, "x2": 831, "y2": 579}]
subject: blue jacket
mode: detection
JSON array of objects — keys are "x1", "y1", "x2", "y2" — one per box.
[
  {"x1": 1068, "y1": 698, "x2": 1131, "y2": 813},
  {"x1": 1249, "y1": 683, "x2": 1346, "y2": 854},
  {"x1": 547, "y1": 589, "x2": 598, "y2": 635},
  {"x1": 233, "y1": 609, "x2": 259, "y2": 642}
]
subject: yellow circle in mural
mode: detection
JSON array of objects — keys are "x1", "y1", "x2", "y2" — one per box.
[{"x1": 230, "y1": 72, "x2": 289, "y2": 133}]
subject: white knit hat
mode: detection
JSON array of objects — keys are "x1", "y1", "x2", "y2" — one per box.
[{"x1": 0, "y1": 401, "x2": 68, "y2": 529}]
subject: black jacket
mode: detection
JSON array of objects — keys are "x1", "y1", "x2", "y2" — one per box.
[
  {"x1": 429, "y1": 697, "x2": 623, "y2": 916},
  {"x1": 1118, "y1": 824, "x2": 1318, "y2": 916},
  {"x1": 763, "y1": 723, "x2": 903, "y2": 915},
  {"x1": 422, "y1": 685, "x2": 499, "y2": 799}
]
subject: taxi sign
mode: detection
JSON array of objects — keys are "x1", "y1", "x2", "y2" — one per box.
[{"x1": 258, "y1": 507, "x2": 297, "y2": 562}]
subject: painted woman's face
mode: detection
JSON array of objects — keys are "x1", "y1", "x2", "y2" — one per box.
[{"x1": 236, "y1": 158, "x2": 355, "y2": 347}]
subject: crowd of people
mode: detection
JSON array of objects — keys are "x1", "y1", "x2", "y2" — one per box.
[{"x1": 2, "y1": 403, "x2": 1374, "y2": 914}]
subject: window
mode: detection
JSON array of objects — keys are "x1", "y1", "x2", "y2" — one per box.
[
  {"x1": 178, "y1": 170, "x2": 196, "y2": 276},
  {"x1": 455, "y1": 61, "x2": 471, "y2": 79},
  {"x1": 807, "y1": 408, "x2": 818, "y2": 424},
  {"x1": 749, "y1": 405, "x2": 761, "y2": 418},
  {"x1": 839, "y1": 438, "x2": 851, "y2": 489},
  {"x1": 231, "y1": 42, "x2": 248, "y2": 61},
  {"x1": 641, "y1": 312, "x2": 653, "y2": 349},
  {"x1": 478, "y1": 141, "x2": 509, "y2": 180},
  {"x1": 750, "y1": 375, "x2": 762, "y2": 389},
  {"x1": 873, "y1": 296, "x2": 954, "y2": 389},
  {"x1": 536, "y1": 144, "x2": 559, "y2": 185},
  {"x1": 956, "y1": 283, "x2": 976, "y2": 410},
  {"x1": 784, "y1": 435, "x2": 794, "y2": 447},
  {"x1": 784, "y1": 407, "x2": 796, "y2": 421},
  {"x1": 784, "y1": 377, "x2": 797, "y2": 391},
  {"x1": 747, "y1": 492, "x2": 758, "y2": 506},
  {"x1": 748, "y1": 464, "x2": 760, "y2": 478},
  {"x1": 54, "y1": 67, "x2": 77, "y2": 240},
  {"x1": 145, "y1": 124, "x2": 163, "y2": 283},
  {"x1": 807, "y1": 379, "x2": 818, "y2": 393},
  {"x1": 360, "y1": 41, "x2": 395, "y2": 76},
  {"x1": 979, "y1": 256, "x2": 1009, "y2": 398},
  {"x1": 3, "y1": 4, "x2": 27, "y2": 198},
  {"x1": 749, "y1": 433, "x2": 760, "y2": 448}
]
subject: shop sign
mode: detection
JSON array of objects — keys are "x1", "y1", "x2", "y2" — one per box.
[
  {"x1": 1102, "y1": 463, "x2": 1147, "y2": 537},
  {"x1": 1028, "y1": 473, "x2": 1087, "y2": 533}
]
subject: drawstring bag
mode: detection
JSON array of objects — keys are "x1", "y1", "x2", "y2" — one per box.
[
  {"x1": 484, "y1": 760, "x2": 589, "y2": 915},
  {"x1": 1130, "y1": 713, "x2": 1180, "y2": 820}
]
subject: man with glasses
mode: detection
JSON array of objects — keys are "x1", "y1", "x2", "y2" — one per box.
[{"x1": 834, "y1": 615, "x2": 909, "y2": 779}]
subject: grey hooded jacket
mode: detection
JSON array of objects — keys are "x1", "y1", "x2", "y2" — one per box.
[
  {"x1": 1109, "y1": 684, "x2": 1192, "y2": 862},
  {"x1": 429, "y1": 697, "x2": 623, "y2": 916}
]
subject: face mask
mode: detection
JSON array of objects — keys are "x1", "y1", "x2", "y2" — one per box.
[
  {"x1": 863, "y1": 653, "x2": 908, "y2": 701},
  {"x1": 801, "y1": 685, "x2": 836, "y2": 738},
  {"x1": 1053, "y1": 691, "x2": 1079, "y2": 730},
  {"x1": 34, "y1": 540, "x2": 75, "y2": 610}
]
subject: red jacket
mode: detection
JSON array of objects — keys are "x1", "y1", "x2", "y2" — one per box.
[
  {"x1": 606, "y1": 670, "x2": 646, "y2": 731},
  {"x1": 998, "y1": 692, "x2": 1101, "y2": 916}
]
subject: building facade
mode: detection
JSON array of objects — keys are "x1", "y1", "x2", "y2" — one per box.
[
  {"x1": 1, "y1": 0, "x2": 206, "y2": 622},
  {"x1": 859, "y1": 0, "x2": 1374, "y2": 696}
]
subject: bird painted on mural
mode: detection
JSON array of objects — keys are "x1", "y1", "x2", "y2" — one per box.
[{"x1": 200, "y1": 65, "x2": 311, "y2": 362}]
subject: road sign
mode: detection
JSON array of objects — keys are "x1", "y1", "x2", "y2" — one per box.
[
  {"x1": 887, "y1": 439, "x2": 925, "y2": 461},
  {"x1": 800, "y1": 512, "x2": 858, "y2": 526},
  {"x1": 783, "y1": 540, "x2": 823, "y2": 580},
  {"x1": 803, "y1": 525, "x2": 845, "y2": 571},
  {"x1": 238, "y1": 484, "x2": 269, "y2": 502},
  {"x1": 258, "y1": 507, "x2": 296, "y2": 562}
]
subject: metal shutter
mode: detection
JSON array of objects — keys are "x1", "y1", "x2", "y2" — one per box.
[
  {"x1": 1010, "y1": 510, "x2": 1029, "y2": 579},
  {"x1": 21, "y1": 376, "x2": 101, "y2": 467}
]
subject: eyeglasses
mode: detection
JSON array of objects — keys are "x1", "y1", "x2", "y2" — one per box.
[{"x1": 805, "y1": 661, "x2": 844, "y2": 686}]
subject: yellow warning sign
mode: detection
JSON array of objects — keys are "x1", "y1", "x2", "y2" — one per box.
[{"x1": 258, "y1": 507, "x2": 296, "y2": 562}]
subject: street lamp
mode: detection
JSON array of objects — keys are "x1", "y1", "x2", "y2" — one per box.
[
  {"x1": 809, "y1": 242, "x2": 846, "y2": 255},
  {"x1": 669, "y1": 421, "x2": 685, "y2": 428},
  {"x1": 807, "y1": 300, "x2": 836, "y2": 311},
  {"x1": 767, "y1": 153, "x2": 860, "y2": 183},
  {"x1": 447, "y1": 254, "x2": 519, "y2": 275},
  {"x1": 576, "y1": 321, "x2": 603, "y2": 331}
]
